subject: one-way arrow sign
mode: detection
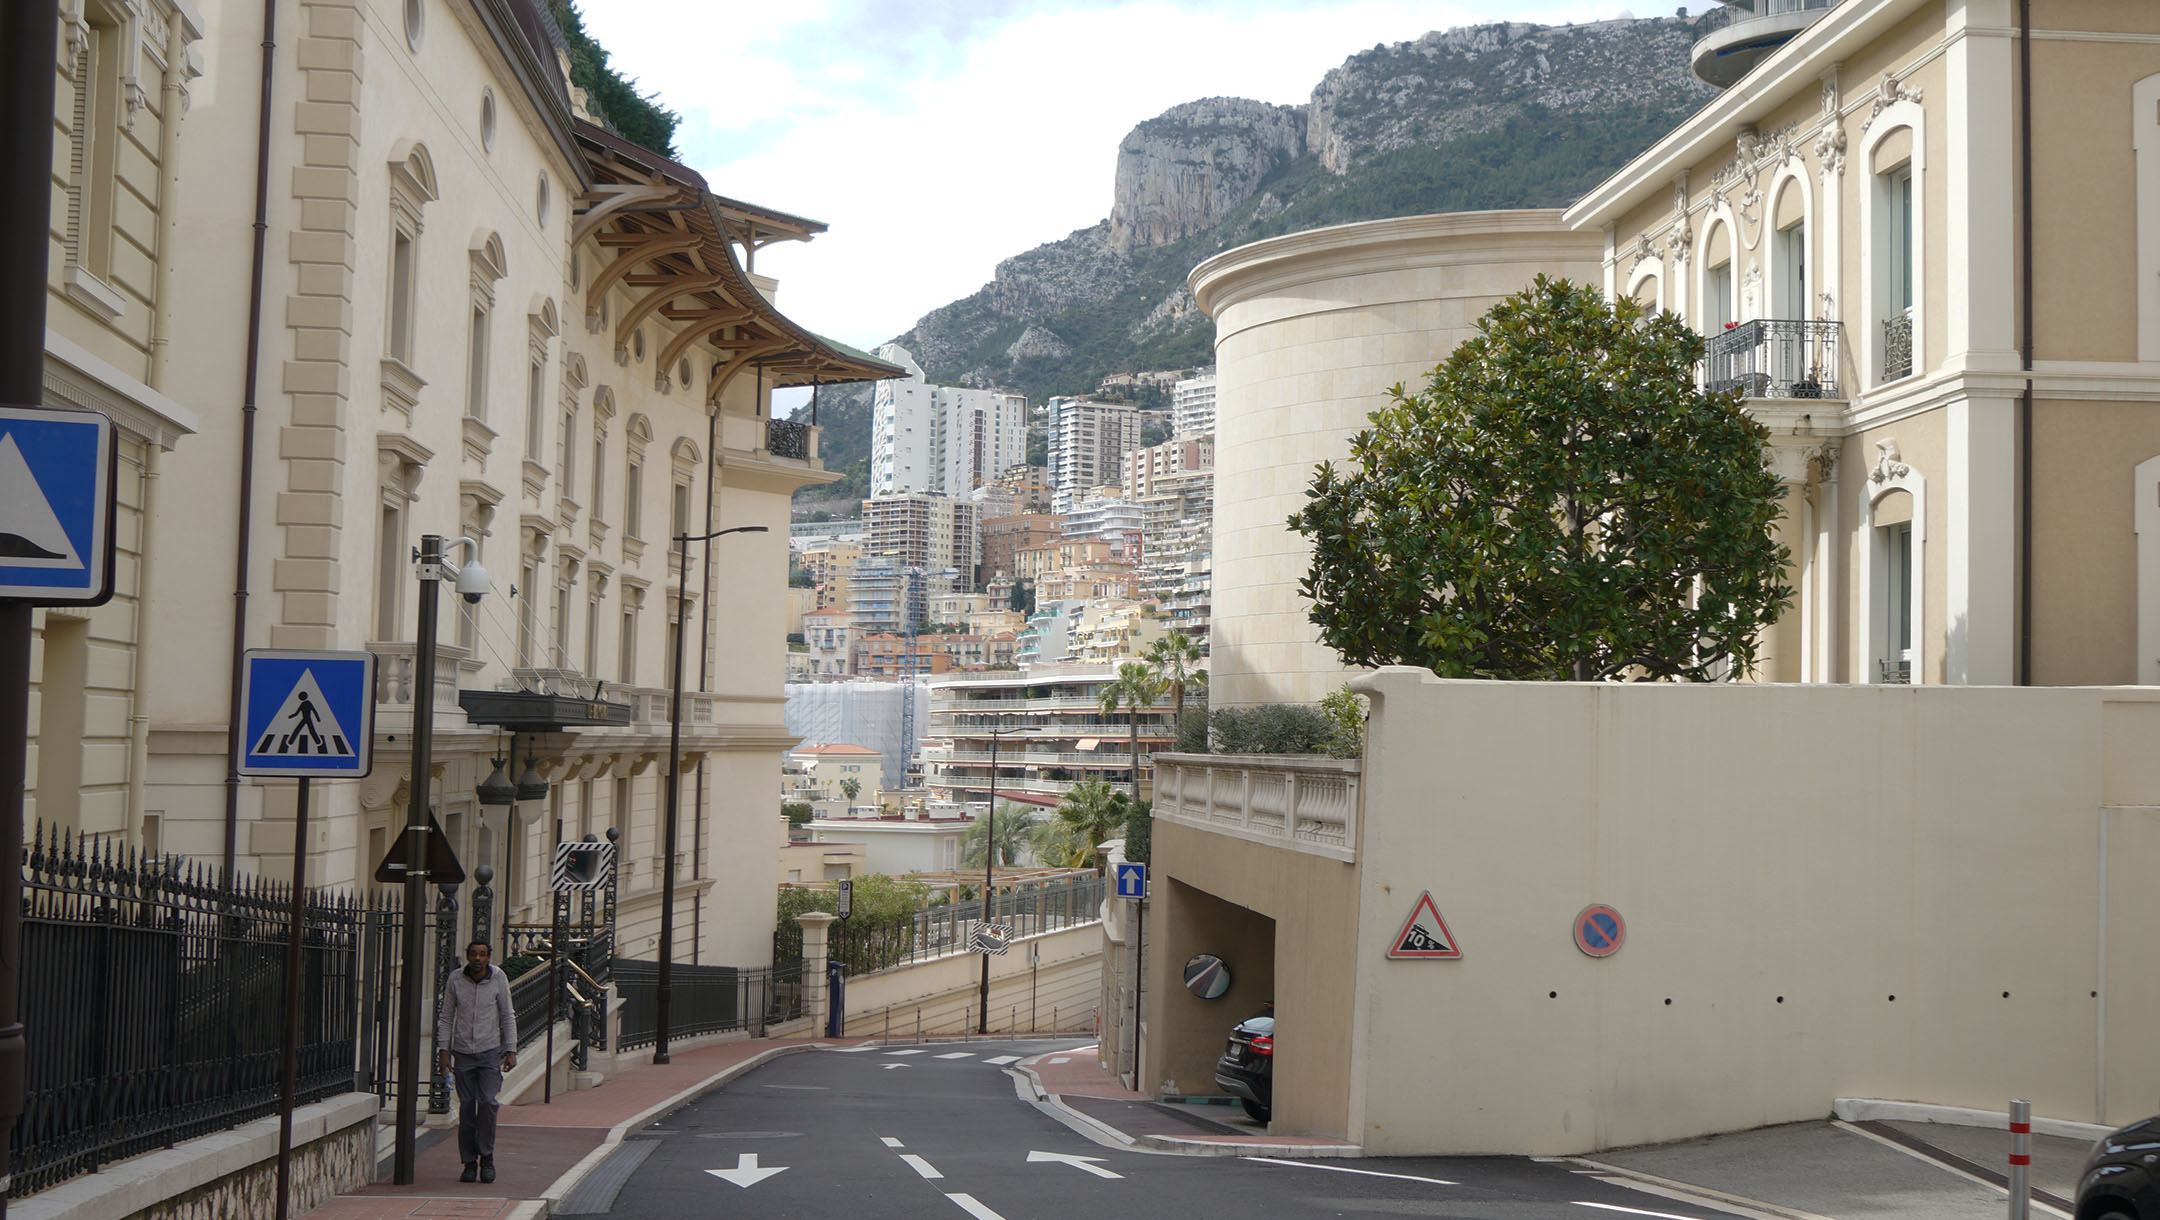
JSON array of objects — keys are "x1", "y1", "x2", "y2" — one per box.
[
  {"x1": 1028, "y1": 1149, "x2": 1122, "y2": 1179},
  {"x1": 706, "y1": 1153, "x2": 788, "y2": 1188}
]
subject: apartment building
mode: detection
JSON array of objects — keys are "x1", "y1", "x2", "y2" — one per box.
[
  {"x1": 1069, "y1": 602, "x2": 1166, "y2": 665},
  {"x1": 869, "y1": 343, "x2": 1028, "y2": 496},
  {"x1": 804, "y1": 608, "x2": 853, "y2": 678},
  {"x1": 863, "y1": 493, "x2": 979, "y2": 588},
  {"x1": 1567, "y1": 0, "x2": 2160, "y2": 687},
  {"x1": 855, "y1": 633, "x2": 955, "y2": 679},
  {"x1": 1172, "y1": 370, "x2": 1217, "y2": 439},
  {"x1": 1123, "y1": 435, "x2": 1214, "y2": 499},
  {"x1": 980, "y1": 512, "x2": 1066, "y2": 586},
  {"x1": 1045, "y1": 397, "x2": 1141, "y2": 513},
  {"x1": 1061, "y1": 497, "x2": 1146, "y2": 559},
  {"x1": 922, "y1": 665, "x2": 1177, "y2": 809},
  {"x1": 798, "y1": 536, "x2": 863, "y2": 611}
]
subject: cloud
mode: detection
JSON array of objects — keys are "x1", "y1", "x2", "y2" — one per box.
[{"x1": 576, "y1": 0, "x2": 1641, "y2": 353}]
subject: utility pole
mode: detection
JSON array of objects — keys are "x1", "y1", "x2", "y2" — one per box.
[{"x1": 0, "y1": 7, "x2": 65, "y2": 1212}]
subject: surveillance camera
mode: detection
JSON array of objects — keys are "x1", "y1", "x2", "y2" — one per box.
[{"x1": 453, "y1": 559, "x2": 491, "y2": 605}]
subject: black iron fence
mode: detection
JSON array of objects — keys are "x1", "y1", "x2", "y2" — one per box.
[
  {"x1": 766, "y1": 418, "x2": 810, "y2": 460},
  {"x1": 614, "y1": 959, "x2": 809, "y2": 1050},
  {"x1": 789, "y1": 874, "x2": 1107, "y2": 975},
  {"x1": 1704, "y1": 319, "x2": 1844, "y2": 400},
  {"x1": 12, "y1": 827, "x2": 367, "y2": 1197}
]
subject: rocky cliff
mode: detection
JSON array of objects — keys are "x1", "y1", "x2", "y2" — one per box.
[{"x1": 795, "y1": 16, "x2": 1717, "y2": 496}]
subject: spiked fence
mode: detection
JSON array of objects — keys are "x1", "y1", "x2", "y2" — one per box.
[{"x1": 10, "y1": 825, "x2": 370, "y2": 1197}]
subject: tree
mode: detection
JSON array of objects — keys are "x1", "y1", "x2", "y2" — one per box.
[
  {"x1": 1099, "y1": 661, "x2": 1164, "y2": 807},
  {"x1": 839, "y1": 777, "x2": 861, "y2": 803},
  {"x1": 1048, "y1": 779, "x2": 1127, "y2": 872},
  {"x1": 1143, "y1": 634, "x2": 1207, "y2": 744},
  {"x1": 962, "y1": 802, "x2": 1036, "y2": 869},
  {"x1": 1287, "y1": 276, "x2": 1793, "y2": 682}
]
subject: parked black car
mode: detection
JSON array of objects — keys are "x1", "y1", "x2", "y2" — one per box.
[
  {"x1": 2078, "y1": 1115, "x2": 2160, "y2": 1220},
  {"x1": 1213, "y1": 1006, "x2": 1274, "y2": 1123}
]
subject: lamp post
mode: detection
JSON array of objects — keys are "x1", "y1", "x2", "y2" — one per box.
[
  {"x1": 979, "y1": 716, "x2": 1021, "y2": 1034},
  {"x1": 654, "y1": 523, "x2": 767, "y2": 1064}
]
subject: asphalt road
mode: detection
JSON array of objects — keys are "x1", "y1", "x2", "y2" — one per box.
[{"x1": 593, "y1": 1039, "x2": 1755, "y2": 1220}]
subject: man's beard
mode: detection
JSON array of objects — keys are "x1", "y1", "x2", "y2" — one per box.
[{"x1": 466, "y1": 964, "x2": 487, "y2": 980}]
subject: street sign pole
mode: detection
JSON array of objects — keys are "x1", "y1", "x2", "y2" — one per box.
[
  {"x1": 273, "y1": 777, "x2": 311, "y2": 1220},
  {"x1": 393, "y1": 534, "x2": 445, "y2": 1183}
]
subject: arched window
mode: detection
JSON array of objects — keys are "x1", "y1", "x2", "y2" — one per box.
[
  {"x1": 1861, "y1": 90, "x2": 1925, "y2": 386},
  {"x1": 1861, "y1": 439, "x2": 1925, "y2": 684}
]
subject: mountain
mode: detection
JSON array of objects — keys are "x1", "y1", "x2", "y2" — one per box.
[{"x1": 793, "y1": 16, "x2": 1716, "y2": 504}]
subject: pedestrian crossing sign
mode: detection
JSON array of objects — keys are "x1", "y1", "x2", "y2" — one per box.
[{"x1": 237, "y1": 649, "x2": 376, "y2": 777}]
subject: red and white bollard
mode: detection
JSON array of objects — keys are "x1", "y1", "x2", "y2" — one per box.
[{"x1": 2008, "y1": 1099, "x2": 2031, "y2": 1220}]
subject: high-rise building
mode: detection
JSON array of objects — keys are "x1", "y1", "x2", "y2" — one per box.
[
  {"x1": 1045, "y1": 397, "x2": 1141, "y2": 514},
  {"x1": 870, "y1": 344, "x2": 1028, "y2": 497},
  {"x1": 862, "y1": 494, "x2": 980, "y2": 589},
  {"x1": 1173, "y1": 370, "x2": 1217, "y2": 438}
]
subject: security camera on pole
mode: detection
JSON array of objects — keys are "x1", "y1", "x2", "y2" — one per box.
[{"x1": 391, "y1": 535, "x2": 487, "y2": 1185}]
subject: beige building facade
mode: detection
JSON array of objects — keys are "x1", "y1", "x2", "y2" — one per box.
[
  {"x1": 28, "y1": 0, "x2": 892, "y2": 976},
  {"x1": 1567, "y1": 0, "x2": 2160, "y2": 688},
  {"x1": 1190, "y1": 211, "x2": 1603, "y2": 705}
]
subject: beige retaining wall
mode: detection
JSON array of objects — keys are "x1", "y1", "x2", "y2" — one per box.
[{"x1": 839, "y1": 923, "x2": 1105, "y2": 1039}]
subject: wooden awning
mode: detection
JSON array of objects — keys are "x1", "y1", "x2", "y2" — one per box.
[{"x1": 573, "y1": 121, "x2": 901, "y2": 397}]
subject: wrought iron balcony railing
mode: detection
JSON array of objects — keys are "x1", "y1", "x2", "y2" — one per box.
[
  {"x1": 766, "y1": 417, "x2": 811, "y2": 460},
  {"x1": 1704, "y1": 319, "x2": 1844, "y2": 400},
  {"x1": 1882, "y1": 310, "x2": 1914, "y2": 382}
]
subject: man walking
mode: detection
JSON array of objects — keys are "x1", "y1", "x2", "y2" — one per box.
[{"x1": 437, "y1": 940, "x2": 517, "y2": 1183}]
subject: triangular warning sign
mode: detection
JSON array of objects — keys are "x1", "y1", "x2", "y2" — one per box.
[
  {"x1": 0, "y1": 433, "x2": 83, "y2": 570},
  {"x1": 1388, "y1": 891, "x2": 1462, "y2": 959},
  {"x1": 373, "y1": 812, "x2": 466, "y2": 885},
  {"x1": 250, "y1": 669, "x2": 355, "y2": 758}
]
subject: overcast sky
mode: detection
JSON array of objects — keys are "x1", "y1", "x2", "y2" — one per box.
[{"x1": 576, "y1": 0, "x2": 1648, "y2": 359}]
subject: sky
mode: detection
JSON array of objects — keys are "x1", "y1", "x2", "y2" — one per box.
[{"x1": 576, "y1": 0, "x2": 1649, "y2": 360}]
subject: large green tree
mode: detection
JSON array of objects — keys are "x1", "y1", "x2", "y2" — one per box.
[
  {"x1": 962, "y1": 802, "x2": 1037, "y2": 869},
  {"x1": 1099, "y1": 662, "x2": 1164, "y2": 806},
  {"x1": 1142, "y1": 633, "x2": 1206, "y2": 743},
  {"x1": 1043, "y1": 779, "x2": 1127, "y2": 872},
  {"x1": 1288, "y1": 276, "x2": 1793, "y2": 682}
]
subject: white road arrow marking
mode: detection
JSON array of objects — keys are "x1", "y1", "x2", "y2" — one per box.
[
  {"x1": 900, "y1": 1153, "x2": 944, "y2": 1179},
  {"x1": 1028, "y1": 1150, "x2": 1123, "y2": 1179},
  {"x1": 935, "y1": 1051, "x2": 974, "y2": 1059},
  {"x1": 1244, "y1": 1157, "x2": 1456, "y2": 1186},
  {"x1": 882, "y1": 1063, "x2": 912, "y2": 1070},
  {"x1": 706, "y1": 1153, "x2": 789, "y2": 1188},
  {"x1": 886, "y1": 1048, "x2": 927, "y2": 1055}
]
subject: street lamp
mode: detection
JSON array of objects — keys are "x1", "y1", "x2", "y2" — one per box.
[
  {"x1": 654, "y1": 523, "x2": 768, "y2": 1064},
  {"x1": 979, "y1": 715, "x2": 1022, "y2": 1033}
]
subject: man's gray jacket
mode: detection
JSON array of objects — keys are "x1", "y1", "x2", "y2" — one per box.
[{"x1": 438, "y1": 964, "x2": 517, "y2": 1055}]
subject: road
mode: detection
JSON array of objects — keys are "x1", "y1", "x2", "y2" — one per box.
[{"x1": 590, "y1": 1039, "x2": 1753, "y2": 1220}]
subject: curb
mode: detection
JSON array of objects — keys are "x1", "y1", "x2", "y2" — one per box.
[
  {"x1": 1832, "y1": 1098, "x2": 2114, "y2": 1143},
  {"x1": 1012, "y1": 1051, "x2": 1364, "y2": 1160},
  {"x1": 535, "y1": 1041, "x2": 827, "y2": 1212}
]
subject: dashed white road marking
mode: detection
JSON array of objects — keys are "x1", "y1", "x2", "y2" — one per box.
[
  {"x1": 882, "y1": 1063, "x2": 912, "y2": 1070},
  {"x1": 1049, "y1": 1057, "x2": 1071, "y2": 1064},
  {"x1": 1244, "y1": 1157, "x2": 1458, "y2": 1186},
  {"x1": 1575, "y1": 1203, "x2": 1704, "y2": 1220},
  {"x1": 983, "y1": 1055, "x2": 1021, "y2": 1065},
  {"x1": 886, "y1": 1048, "x2": 927, "y2": 1056},
  {"x1": 880, "y1": 1137, "x2": 905, "y2": 1148},
  {"x1": 946, "y1": 1193, "x2": 1009, "y2": 1220},
  {"x1": 936, "y1": 1052, "x2": 975, "y2": 1059},
  {"x1": 829, "y1": 1046, "x2": 878, "y2": 1053},
  {"x1": 900, "y1": 1154, "x2": 944, "y2": 1180}
]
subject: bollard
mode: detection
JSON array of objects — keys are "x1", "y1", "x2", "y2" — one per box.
[
  {"x1": 884, "y1": 1006, "x2": 891, "y2": 1046},
  {"x1": 1010, "y1": 1005, "x2": 1016, "y2": 1034},
  {"x1": 2008, "y1": 1099, "x2": 2031, "y2": 1220},
  {"x1": 916, "y1": 1006, "x2": 922, "y2": 1043}
]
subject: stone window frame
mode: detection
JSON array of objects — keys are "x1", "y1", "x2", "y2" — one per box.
[
  {"x1": 465, "y1": 232, "x2": 507, "y2": 426},
  {"x1": 524, "y1": 296, "x2": 559, "y2": 462},
  {"x1": 375, "y1": 434, "x2": 433, "y2": 642},
  {"x1": 59, "y1": 0, "x2": 139, "y2": 314},
  {"x1": 623, "y1": 413, "x2": 653, "y2": 543},
  {"x1": 384, "y1": 142, "x2": 438, "y2": 381},
  {"x1": 1764, "y1": 164, "x2": 1816, "y2": 325},
  {"x1": 1860, "y1": 93, "x2": 1926, "y2": 390},
  {"x1": 1858, "y1": 440, "x2": 1925, "y2": 685},
  {"x1": 1695, "y1": 206, "x2": 1740, "y2": 333}
]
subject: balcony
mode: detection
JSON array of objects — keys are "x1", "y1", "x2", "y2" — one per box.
[
  {"x1": 765, "y1": 418, "x2": 813, "y2": 461},
  {"x1": 1150, "y1": 753, "x2": 1360, "y2": 863},
  {"x1": 1690, "y1": 0, "x2": 1838, "y2": 88},
  {"x1": 1704, "y1": 319, "x2": 1844, "y2": 401}
]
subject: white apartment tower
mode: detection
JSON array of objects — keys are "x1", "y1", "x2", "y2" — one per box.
[
  {"x1": 871, "y1": 343, "x2": 1028, "y2": 497},
  {"x1": 863, "y1": 494, "x2": 981, "y2": 590},
  {"x1": 1173, "y1": 370, "x2": 1217, "y2": 438},
  {"x1": 1046, "y1": 397, "x2": 1142, "y2": 514}
]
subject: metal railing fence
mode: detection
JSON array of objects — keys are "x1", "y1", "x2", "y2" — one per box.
[
  {"x1": 12, "y1": 826, "x2": 366, "y2": 1198},
  {"x1": 784, "y1": 874, "x2": 1106, "y2": 975},
  {"x1": 614, "y1": 959, "x2": 808, "y2": 1049},
  {"x1": 1704, "y1": 319, "x2": 1843, "y2": 400}
]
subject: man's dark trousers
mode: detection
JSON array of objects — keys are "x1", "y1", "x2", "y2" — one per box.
[{"x1": 452, "y1": 1049, "x2": 505, "y2": 1164}]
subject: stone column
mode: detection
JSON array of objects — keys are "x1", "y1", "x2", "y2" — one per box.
[{"x1": 796, "y1": 912, "x2": 837, "y2": 1035}]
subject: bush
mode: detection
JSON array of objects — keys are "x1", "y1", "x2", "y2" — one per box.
[
  {"x1": 774, "y1": 873, "x2": 931, "y2": 969},
  {"x1": 1177, "y1": 704, "x2": 1210, "y2": 753},
  {"x1": 1123, "y1": 798, "x2": 1152, "y2": 865},
  {"x1": 1208, "y1": 703, "x2": 1335, "y2": 755},
  {"x1": 1319, "y1": 686, "x2": 1367, "y2": 759},
  {"x1": 501, "y1": 954, "x2": 542, "y2": 981},
  {"x1": 783, "y1": 801, "x2": 813, "y2": 826}
]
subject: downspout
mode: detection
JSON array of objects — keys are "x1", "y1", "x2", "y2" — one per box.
[
  {"x1": 2017, "y1": 0, "x2": 2034, "y2": 686},
  {"x1": 134, "y1": 16, "x2": 187, "y2": 851},
  {"x1": 692, "y1": 389, "x2": 721, "y2": 964},
  {"x1": 224, "y1": 0, "x2": 278, "y2": 876}
]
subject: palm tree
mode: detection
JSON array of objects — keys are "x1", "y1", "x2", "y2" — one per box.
[
  {"x1": 1052, "y1": 778, "x2": 1127, "y2": 872},
  {"x1": 1144, "y1": 633, "x2": 1206, "y2": 748},
  {"x1": 839, "y1": 777, "x2": 861, "y2": 803},
  {"x1": 961, "y1": 802, "x2": 1037, "y2": 869},
  {"x1": 1099, "y1": 661, "x2": 1165, "y2": 807}
]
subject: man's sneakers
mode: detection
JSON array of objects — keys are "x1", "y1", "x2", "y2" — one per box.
[
  {"x1": 480, "y1": 1159, "x2": 496, "y2": 1184},
  {"x1": 460, "y1": 1163, "x2": 478, "y2": 1183}
]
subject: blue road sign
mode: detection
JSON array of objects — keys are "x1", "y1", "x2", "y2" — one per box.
[
  {"x1": 1115, "y1": 861, "x2": 1146, "y2": 901},
  {"x1": 238, "y1": 649, "x2": 377, "y2": 777},
  {"x1": 0, "y1": 406, "x2": 116, "y2": 605}
]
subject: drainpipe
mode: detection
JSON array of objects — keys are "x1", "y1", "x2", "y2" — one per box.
[
  {"x1": 224, "y1": 0, "x2": 277, "y2": 876},
  {"x1": 2017, "y1": 0, "x2": 2034, "y2": 686},
  {"x1": 135, "y1": 15, "x2": 187, "y2": 852},
  {"x1": 692, "y1": 395, "x2": 719, "y2": 963}
]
